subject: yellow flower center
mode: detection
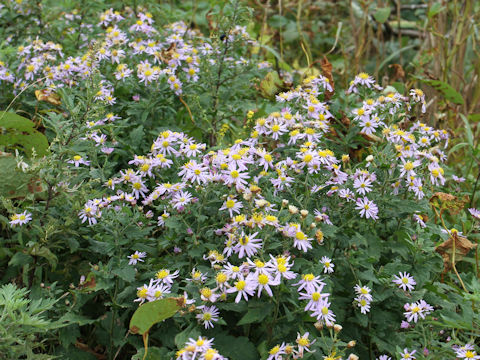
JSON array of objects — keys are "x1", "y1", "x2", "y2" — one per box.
[
  {"x1": 235, "y1": 280, "x2": 246, "y2": 290},
  {"x1": 258, "y1": 274, "x2": 269, "y2": 285}
]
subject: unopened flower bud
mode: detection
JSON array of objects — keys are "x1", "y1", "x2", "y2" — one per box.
[
  {"x1": 314, "y1": 321, "x2": 323, "y2": 331},
  {"x1": 310, "y1": 223, "x2": 316, "y2": 229},
  {"x1": 300, "y1": 209, "x2": 308, "y2": 218},
  {"x1": 342, "y1": 154, "x2": 350, "y2": 163},
  {"x1": 255, "y1": 199, "x2": 268, "y2": 208},
  {"x1": 288, "y1": 205, "x2": 298, "y2": 214},
  {"x1": 315, "y1": 230, "x2": 324, "y2": 244},
  {"x1": 366, "y1": 155, "x2": 374, "y2": 162},
  {"x1": 334, "y1": 324, "x2": 343, "y2": 333},
  {"x1": 326, "y1": 322, "x2": 334, "y2": 329},
  {"x1": 347, "y1": 340, "x2": 356, "y2": 348},
  {"x1": 282, "y1": 199, "x2": 289, "y2": 206},
  {"x1": 348, "y1": 354, "x2": 359, "y2": 360}
]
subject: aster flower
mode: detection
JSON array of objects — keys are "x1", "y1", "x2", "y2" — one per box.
[
  {"x1": 196, "y1": 305, "x2": 220, "y2": 329},
  {"x1": 267, "y1": 343, "x2": 286, "y2": 360},
  {"x1": 320, "y1": 256, "x2": 334, "y2": 274},
  {"x1": 68, "y1": 155, "x2": 90, "y2": 167},
  {"x1": 293, "y1": 230, "x2": 313, "y2": 252},
  {"x1": 469, "y1": 208, "x2": 480, "y2": 220},
  {"x1": 219, "y1": 197, "x2": 243, "y2": 217},
  {"x1": 187, "y1": 268, "x2": 207, "y2": 283},
  {"x1": 127, "y1": 251, "x2": 147, "y2": 265},
  {"x1": 296, "y1": 332, "x2": 316, "y2": 357},
  {"x1": 310, "y1": 297, "x2": 336, "y2": 326},
  {"x1": 9, "y1": 211, "x2": 32, "y2": 227},
  {"x1": 355, "y1": 197, "x2": 379, "y2": 220},
  {"x1": 404, "y1": 300, "x2": 433, "y2": 323},
  {"x1": 226, "y1": 277, "x2": 255, "y2": 303},
  {"x1": 153, "y1": 269, "x2": 179, "y2": 285},
  {"x1": 400, "y1": 348, "x2": 416, "y2": 360},
  {"x1": 234, "y1": 232, "x2": 262, "y2": 258},
  {"x1": 393, "y1": 272, "x2": 416, "y2": 291},
  {"x1": 294, "y1": 273, "x2": 325, "y2": 293},
  {"x1": 354, "y1": 285, "x2": 373, "y2": 302}
]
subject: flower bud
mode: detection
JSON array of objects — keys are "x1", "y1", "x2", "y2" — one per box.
[
  {"x1": 310, "y1": 223, "x2": 316, "y2": 229},
  {"x1": 288, "y1": 205, "x2": 298, "y2": 214},
  {"x1": 315, "y1": 230, "x2": 324, "y2": 244},
  {"x1": 347, "y1": 340, "x2": 356, "y2": 348},
  {"x1": 366, "y1": 155, "x2": 374, "y2": 162},
  {"x1": 333, "y1": 324, "x2": 343, "y2": 333},
  {"x1": 314, "y1": 321, "x2": 323, "y2": 331},
  {"x1": 342, "y1": 154, "x2": 350, "y2": 163},
  {"x1": 348, "y1": 354, "x2": 359, "y2": 360},
  {"x1": 300, "y1": 209, "x2": 309, "y2": 218},
  {"x1": 282, "y1": 199, "x2": 289, "y2": 206}
]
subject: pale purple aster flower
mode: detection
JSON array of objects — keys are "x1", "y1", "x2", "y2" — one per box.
[
  {"x1": 128, "y1": 251, "x2": 146, "y2": 265},
  {"x1": 393, "y1": 272, "x2": 416, "y2": 291},
  {"x1": 355, "y1": 197, "x2": 379, "y2": 220}
]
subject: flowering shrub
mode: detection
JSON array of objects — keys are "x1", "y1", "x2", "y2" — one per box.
[{"x1": 1, "y1": 1, "x2": 480, "y2": 360}]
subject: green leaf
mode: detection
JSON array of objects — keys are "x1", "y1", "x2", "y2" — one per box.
[
  {"x1": 237, "y1": 301, "x2": 273, "y2": 325},
  {"x1": 129, "y1": 297, "x2": 182, "y2": 335},
  {"x1": 373, "y1": 7, "x2": 391, "y2": 23},
  {"x1": 459, "y1": 114, "x2": 474, "y2": 147},
  {"x1": 29, "y1": 244, "x2": 58, "y2": 269},
  {"x1": 418, "y1": 79, "x2": 464, "y2": 104},
  {"x1": 428, "y1": 3, "x2": 446, "y2": 18},
  {"x1": 112, "y1": 266, "x2": 136, "y2": 283},
  {"x1": 0, "y1": 111, "x2": 49, "y2": 157},
  {"x1": 214, "y1": 334, "x2": 259, "y2": 360},
  {"x1": 468, "y1": 113, "x2": 480, "y2": 122},
  {"x1": 132, "y1": 347, "x2": 168, "y2": 360},
  {"x1": 174, "y1": 324, "x2": 201, "y2": 348},
  {"x1": 0, "y1": 155, "x2": 46, "y2": 199}
]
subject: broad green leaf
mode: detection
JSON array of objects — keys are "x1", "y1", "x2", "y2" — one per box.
[
  {"x1": 418, "y1": 79, "x2": 464, "y2": 104},
  {"x1": 129, "y1": 297, "x2": 182, "y2": 335},
  {"x1": 468, "y1": 113, "x2": 480, "y2": 122},
  {"x1": 112, "y1": 266, "x2": 136, "y2": 283},
  {"x1": 0, "y1": 155, "x2": 46, "y2": 199},
  {"x1": 0, "y1": 111, "x2": 49, "y2": 157},
  {"x1": 214, "y1": 334, "x2": 259, "y2": 360},
  {"x1": 236, "y1": 301, "x2": 273, "y2": 325},
  {"x1": 374, "y1": 7, "x2": 391, "y2": 23},
  {"x1": 132, "y1": 347, "x2": 168, "y2": 360},
  {"x1": 29, "y1": 244, "x2": 58, "y2": 269}
]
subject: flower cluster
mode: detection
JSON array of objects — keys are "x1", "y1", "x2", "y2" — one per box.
[{"x1": 175, "y1": 337, "x2": 227, "y2": 360}]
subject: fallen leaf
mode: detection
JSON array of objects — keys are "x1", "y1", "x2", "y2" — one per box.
[
  {"x1": 430, "y1": 192, "x2": 469, "y2": 215},
  {"x1": 320, "y1": 56, "x2": 334, "y2": 100},
  {"x1": 389, "y1": 63, "x2": 405, "y2": 81},
  {"x1": 435, "y1": 233, "x2": 477, "y2": 272},
  {"x1": 35, "y1": 89, "x2": 61, "y2": 106}
]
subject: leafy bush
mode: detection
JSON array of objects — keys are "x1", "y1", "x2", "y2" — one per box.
[{"x1": 0, "y1": 1, "x2": 479, "y2": 360}]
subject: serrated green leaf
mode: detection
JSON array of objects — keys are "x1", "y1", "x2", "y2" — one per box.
[
  {"x1": 418, "y1": 79, "x2": 464, "y2": 104},
  {"x1": 112, "y1": 266, "x2": 136, "y2": 282}
]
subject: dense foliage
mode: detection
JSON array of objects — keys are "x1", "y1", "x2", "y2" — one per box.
[{"x1": 0, "y1": 1, "x2": 479, "y2": 360}]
